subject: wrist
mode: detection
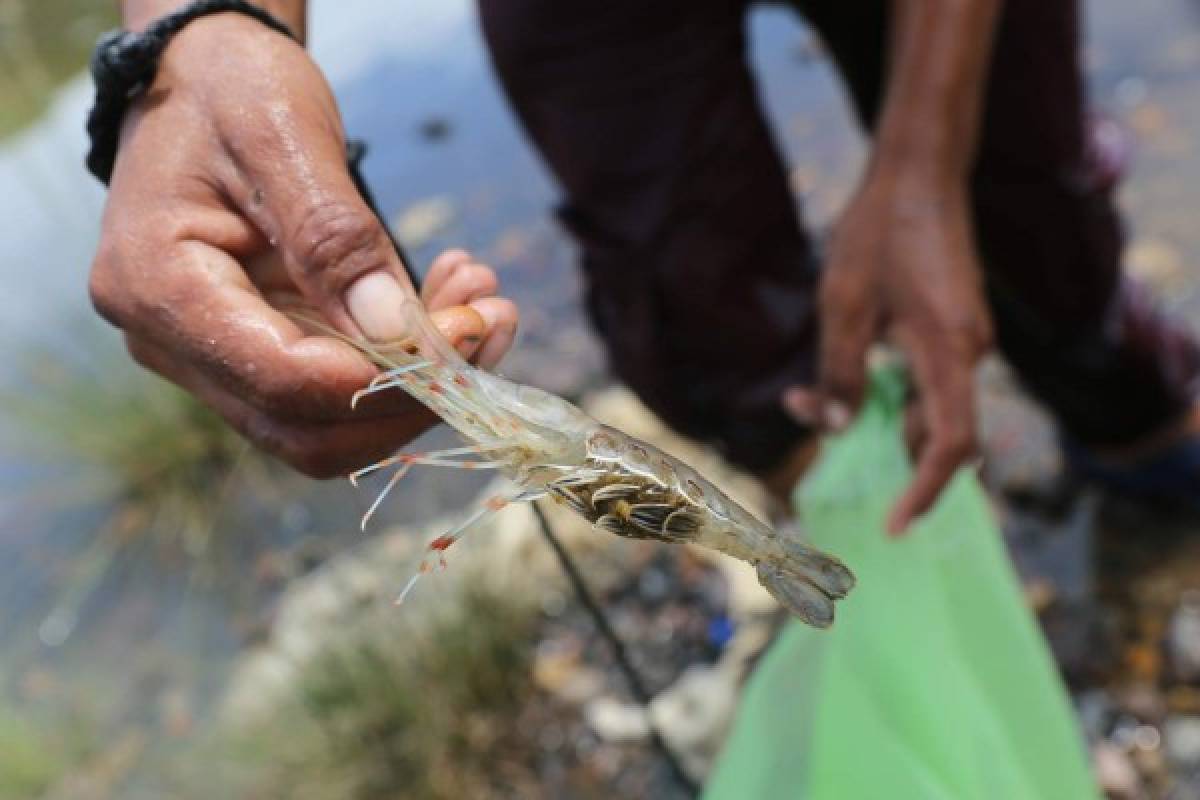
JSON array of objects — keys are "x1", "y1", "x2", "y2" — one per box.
[
  {"x1": 157, "y1": 11, "x2": 298, "y2": 82},
  {"x1": 123, "y1": 1, "x2": 306, "y2": 40},
  {"x1": 860, "y1": 157, "x2": 969, "y2": 215},
  {"x1": 869, "y1": 119, "x2": 972, "y2": 187},
  {"x1": 89, "y1": 1, "x2": 303, "y2": 184}
]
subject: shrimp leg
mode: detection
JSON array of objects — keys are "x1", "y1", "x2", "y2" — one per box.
[
  {"x1": 352, "y1": 444, "x2": 513, "y2": 531},
  {"x1": 350, "y1": 361, "x2": 434, "y2": 408},
  {"x1": 349, "y1": 445, "x2": 509, "y2": 486},
  {"x1": 394, "y1": 487, "x2": 547, "y2": 605},
  {"x1": 359, "y1": 462, "x2": 411, "y2": 531}
]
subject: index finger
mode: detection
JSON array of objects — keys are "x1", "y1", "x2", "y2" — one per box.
[
  {"x1": 886, "y1": 336, "x2": 977, "y2": 535},
  {"x1": 135, "y1": 239, "x2": 482, "y2": 423}
]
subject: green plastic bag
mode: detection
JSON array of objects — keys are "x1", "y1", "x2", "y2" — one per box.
[{"x1": 705, "y1": 370, "x2": 1097, "y2": 799}]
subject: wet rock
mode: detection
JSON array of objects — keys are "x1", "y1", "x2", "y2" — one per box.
[
  {"x1": 583, "y1": 664, "x2": 738, "y2": 780},
  {"x1": 585, "y1": 696, "x2": 650, "y2": 743},
  {"x1": 1167, "y1": 717, "x2": 1200, "y2": 769},
  {"x1": 1168, "y1": 687, "x2": 1200, "y2": 716},
  {"x1": 1093, "y1": 741, "x2": 1141, "y2": 799},
  {"x1": 533, "y1": 638, "x2": 606, "y2": 705},
  {"x1": 390, "y1": 195, "x2": 456, "y2": 249},
  {"x1": 1168, "y1": 591, "x2": 1200, "y2": 682},
  {"x1": 1024, "y1": 578, "x2": 1058, "y2": 614},
  {"x1": 1040, "y1": 599, "x2": 1122, "y2": 685},
  {"x1": 1128, "y1": 238, "x2": 1187, "y2": 295},
  {"x1": 1127, "y1": 643, "x2": 1164, "y2": 684},
  {"x1": 1078, "y1": 689, "x2": 1116, "y2": 741},
  {"x1": 1117, "y1": 683, "x2": 1168, "y2": 724},
  {"x1": 649, "y1": 665, "x2": 739, "y2": 777}
]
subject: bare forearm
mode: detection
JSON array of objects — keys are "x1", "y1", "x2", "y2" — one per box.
[
  {"x1": 872, "y1": 0, "x2": 1002, "y2": 183},
  {"x1": 120, "y1": 0, "x2": 308, "y2": 40}
]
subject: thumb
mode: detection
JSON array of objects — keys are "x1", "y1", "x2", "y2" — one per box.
[{"x1": 231, "y1": 119, "x2": 420, "y2": 343}]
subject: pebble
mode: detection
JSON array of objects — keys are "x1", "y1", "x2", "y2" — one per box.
[
  {"x1": 1093, "y1": 741, "x2": 1141, "y2": 799},
  {"x1": 1128, "y1": 238, "x2": 1187, "y2": 295},
  {"x1": 1077, "y1": 689, "x2": 1115, "y2": 741},
  {"x1": 1167, "y1": 717, "x2": 1200, "y2": 768},
  {"x1": 1117, "y1": 682, "x2": 1167, "y2": 724},
  {"x1": 650, "y1": 665, "x2": 739, "y2": 775},
  {"x1": 390, "y1": 195, "x2": 456, "y2": 249},
  {"x1": 584, "y1": 696, "x2": 650, "y2": 743},
  {"x1": 1168, "y1": 592, "x2": 1200, "y2": 682}
]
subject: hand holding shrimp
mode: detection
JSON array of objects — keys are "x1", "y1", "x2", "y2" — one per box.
[{"x1": 296, "y1": 298, "x2": 855, "y2": 629}]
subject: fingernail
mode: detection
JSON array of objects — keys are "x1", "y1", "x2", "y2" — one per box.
[
  {"x1": 344, "y1": 271, "x2": 411, "y2": 341},
  {"x1": 824, "y1": 401, "x2": 850, "y2": 431},
  {"x1": 471, "y1": 300, "x2": 507, "y2": 333},
  {"x1": 781, "y1": 389, "x2": 806, "y2": 421},
  {"x1": 469, "y1": 299, "x2": 517, "y2": 369}
]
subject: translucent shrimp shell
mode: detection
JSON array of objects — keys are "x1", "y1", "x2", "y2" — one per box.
[{"x1": 311, "y1": 303, "x2": 856, "y2": 628}]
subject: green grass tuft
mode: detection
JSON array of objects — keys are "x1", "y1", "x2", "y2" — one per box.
[
  {"x1": 0, "y1": 1, "x2": 119, "y2": 138},
  {"x1": 207, "y1": 579, "x2": 544, "y2": 800}
]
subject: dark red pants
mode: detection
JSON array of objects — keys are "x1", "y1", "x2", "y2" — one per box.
[{"x1": 479, "y1": 0, "x2": 1200, "y2": 472}]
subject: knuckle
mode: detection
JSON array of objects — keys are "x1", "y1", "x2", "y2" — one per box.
[
  {"x1": 432, "y1": 248, "x2": 471, "y2": 276},
  {"x1": 281, "y1": 435, "x2": 345, "y2": 480},
  {"x1": 818, "y1": 272, "x2": 851, "y2": 308},
  {"x1": 974, "y1": 316, "x2": 996, "y2": 353},
  {"x1": 934, "y1": 427, "x2": 976, "y2": 465},
  {"x1": 244, "y1": 368, "x2": 350, "y2": 422},
  {"x1": 460, "y1": 263, "x2": 498, "y2": 296},
  {"x1": 88, "y1": 241, "x2": 127, "y2": 326},
  {"x1": 824, "y1": 365, "x2": 862, "y2": 398},
  {"x1": 292, "y1": 200, "x2": 388, "y2": 292},
  {"x1": 246, "y1": 370, "x2": 309, "y2": 417},
  {"x1": 124, "y1": 338, "x2": 158, "y2": 371},
  {"x1": 286, "y1": 443, "x2": 345, "y2": 482},
  {"x1": 241, "y1": 414, "x2": 336, "y2": 477},
  {"x1": 293, "y1": 451, "x2": 346, "y2": 480}
]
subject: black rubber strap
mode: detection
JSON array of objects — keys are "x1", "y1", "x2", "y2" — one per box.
[{"x1": 85, "y1": 0, "x2": 297, "y2": 184}]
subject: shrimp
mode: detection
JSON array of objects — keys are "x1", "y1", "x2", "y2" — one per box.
[{"x1": 294, "y1": 305, "x2": 855, "y2": 629}]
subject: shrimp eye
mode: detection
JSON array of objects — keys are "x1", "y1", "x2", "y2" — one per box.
[{"x1": 587, "y1": 430, "x2": 622, "y2": 460}]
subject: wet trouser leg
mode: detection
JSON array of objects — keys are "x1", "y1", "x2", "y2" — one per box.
[
  {"x1": 479, "y1": 0, "x2": 1200, "y2": 473},
  {"x1": 796, "y1": 0, "x2": 1200, "y2": 448},
  {"x1": 479, "y1": 0, "x2": 819, "y2": 472}
]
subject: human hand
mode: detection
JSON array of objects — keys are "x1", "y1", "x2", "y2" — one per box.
[
  {"x1": 88, "y1": 14, "x2": 517, "y2": 478},
  {"x1": 784, "y1": 174, "x2": 992, "y2": 534}
]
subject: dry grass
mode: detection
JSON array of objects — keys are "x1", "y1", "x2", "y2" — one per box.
[{"x1": 188, "y1": 579, "x2": 549, "y2": 800}]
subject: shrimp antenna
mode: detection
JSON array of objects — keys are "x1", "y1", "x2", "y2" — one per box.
[
  {"x1": 350, "y1": 362, "x2": 434, "y2": 408},
  {"x1": 284, "y1": 311, "x2": 403, "y2": 368},
  {"x1": 359, "y1": 462, "x2": 411, "y2": 531},
  {"x1": 393, "y1": 488, "x2": 545, "y2": 605}
]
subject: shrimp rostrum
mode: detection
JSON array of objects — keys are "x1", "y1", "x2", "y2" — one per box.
[{"x1": 298, "y1": 305, "x2": 855, "y2": 629}]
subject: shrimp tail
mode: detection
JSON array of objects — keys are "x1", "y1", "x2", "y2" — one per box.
[
  {"x1": 756, "y1": 562, "x2": 845, "y2": 629},
  {"x1": 777, "y1": 539, "x2": 856, "y2": 599}
]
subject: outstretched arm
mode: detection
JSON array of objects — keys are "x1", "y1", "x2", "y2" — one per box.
[
  {"x1": 121, "y1": 0, "x2": 306, "y2": 37},
  {"x1": 92, "y1": 1, "x2": 518, "y2": 477},
  {"x1": 788, "y1": 0, "x2": 1001, "y2": 533}
]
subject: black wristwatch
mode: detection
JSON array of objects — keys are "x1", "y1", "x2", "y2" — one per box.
[{"x1": 84, "y1": 0, "x2": 296, "y2": 185}]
